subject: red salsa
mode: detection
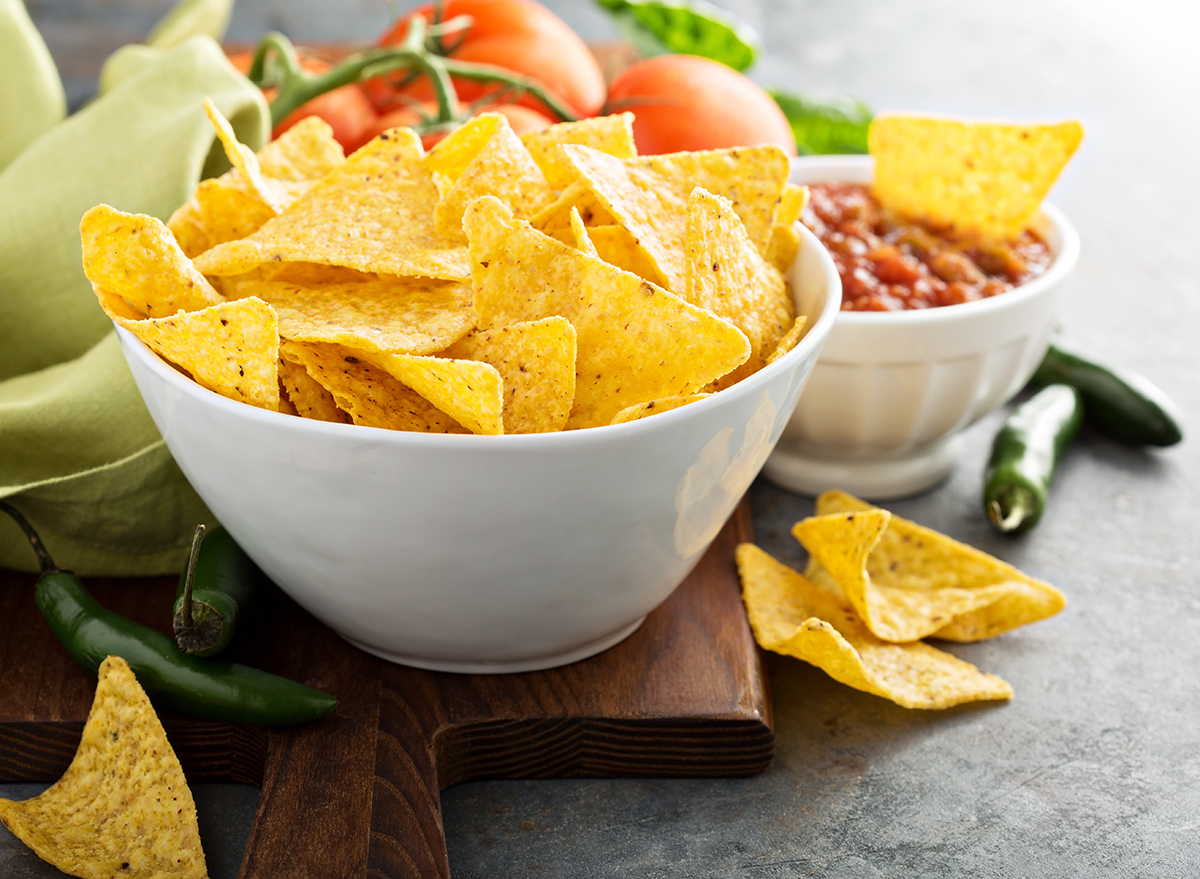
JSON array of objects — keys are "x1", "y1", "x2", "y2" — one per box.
[{"x1": 802, "y1": 183, "x2": 1054, "y2": 312}]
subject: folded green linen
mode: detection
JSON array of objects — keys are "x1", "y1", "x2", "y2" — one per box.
[{"x1": 0, "y1": 11, "x2": 269, "y2": 575}]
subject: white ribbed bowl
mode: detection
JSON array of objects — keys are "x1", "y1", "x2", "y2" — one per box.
[
  {"x1": 115, "y1": 223, "x2": 841, "y2": 674},
  {"x1": 764, "y1": 155, "x2": 1080, "y2": 500}
]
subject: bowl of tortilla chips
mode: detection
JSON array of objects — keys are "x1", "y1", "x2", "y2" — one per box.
[
  {"x1": 97, "y1": 109, "x2": 841, "y2": 672},
  {"x1": 764, "y1": 115, "x2": 1083, "y2": 500}
]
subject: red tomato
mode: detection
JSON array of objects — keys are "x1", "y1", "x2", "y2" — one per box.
[
  {"x1": 368, "y1": 0, "x2": 606, "y2": 120},
  {"x1": 606, "y1": 55, "x2": 796, "y2": 156}
]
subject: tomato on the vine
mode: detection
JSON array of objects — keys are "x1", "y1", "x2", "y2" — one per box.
[
  {"x1": 606, "y1": 55, "x2": 797, "y2": 156},
  {"x1": 366, "y1": 0, "x2": 606, "y2": 121}
]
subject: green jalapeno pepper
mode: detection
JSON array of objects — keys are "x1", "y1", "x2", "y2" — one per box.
[
  {"x1": 1031, "y1": 342, "x2": 1183, "y2": 446},
  {"x1": 0, "y1": 501, "x2": 337, "y2": 727},
  {"x1": 174, "y1": 524, "x2": 257, "y2": 657},
  {"x1": 984, "y1": 384, "x2": 1083, "y2": 535}
]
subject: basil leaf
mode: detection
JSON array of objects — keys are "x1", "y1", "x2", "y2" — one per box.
[
  {"x1": 596, "y1": 0, "x2": 760, "y2": 72},
  {"x1": 768, "y1": 89, "x2": 873, "y2": 155}
]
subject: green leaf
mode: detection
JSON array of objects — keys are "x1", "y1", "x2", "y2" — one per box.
[
  {"x1": 596, "y1": 0, "x2": 759, "y2": 72},
  {"x1": 768, "y1": 89, "x2": 873, "y2": 155}
]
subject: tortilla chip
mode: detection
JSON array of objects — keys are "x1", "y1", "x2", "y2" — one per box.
[
  {"x1": 115, "y1": 297, "x2": 280, "y2": 411},
  {"x1": 434, "y1": 122, "x2": 553, "y2": 240},
  {"x1": 684, "y1": 187, "x2": 793, "y2": 388},
  {"x1": 465, "y1": 197, "x2": 750, "y2": 429},
  {"x1": 425, "y1": 113, "x2": 505, "y2": 196},
  {"x1": 610, "y1": 393, "x2": 709, "y2": 425},
  {"x1": 521, "y1": 113, "x2": 637, "y2": 190},
  {"x1": 92, "y1": 286, "x2": 148, "y2": 322},
  {"x1": 568, "y1": 207, "x2": 598, "y2": 256},
  {"x1": 367, "y1": 352, "x2": 504, "y2": 435},
  {"x1": 766, "y1": 222, "x2": 801, "y2": 274},
  {"x1": 278, "y1": 352, "x2": 350, "y2": 423},
  {"x1": 529, "y1": 179, "x2": 617, "y2": 239},
  {"x1": 204, "y1": 96, "x2": 293, "y2": 214},
  {"x1": 193, "y1": 128, "x2": 470, "y2": 281},
  {"x1": 0, "y1": 656, "x2": 207, "y2": 879},
  {"x1": 807, "y1": 490, "x2": 1068, "y2": 642},
  {"x1": 280, "y1": 341, "x2": 468, "y2": 433},
  {"x1": 81, "y1": 205, "x2": 225, "y2": 318},
  {"x1": 775, "y1": 183, "x2": 810, "y2": 227},
  {"x1": 442, "y1": 317, "x2": 576, "y2": 434},
  {"x1": 255, "y1": 115, "x2": 345, "y2": 181},
  {"x1": 582, "y1": 224, "x2": 661, "y2": 283},
  {"x1": 738, "y1": 544, "x2": 1013, "y2": 709},
  {"x1": 764, "y1": 316, "x2": 807, "y2": 365},
  {"x1": 168, "y1": 179, "x2": 278, "y2": 258},
  {"x1": 868, "y1": 114, "x2": 1084, "y2": 240},
  {"x1": 560, "y1": 144, "x2": 790, "y2": 292},
  {"x1": 224, "y1": 267, "x2": 475, "y2": 355}
]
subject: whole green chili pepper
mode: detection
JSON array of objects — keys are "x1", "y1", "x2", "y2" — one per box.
[
  {"x1": 0, "y1": 501, "x2": 337, "y2": 727},
  {"x1": 174, "y1": 523, "x2": 257, "y2": 657},
  {"x1": 1031, "y1": 342, "x2": 1183, "y2": 447},
  {"x1": 984, "y1": 384, "x2": 1083, "y2": 535}
]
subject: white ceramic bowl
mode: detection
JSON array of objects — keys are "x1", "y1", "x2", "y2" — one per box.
[
  {"x1": 115, "y1": 223, "x2": 841, "y2": 673},
  {"x1": 763, "y1": 155, "x2": 1080, "y2": 500}
]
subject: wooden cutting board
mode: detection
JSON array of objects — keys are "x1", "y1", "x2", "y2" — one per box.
[{"x1": 0, "y1": 502, "x2": 771, "y2": 878}]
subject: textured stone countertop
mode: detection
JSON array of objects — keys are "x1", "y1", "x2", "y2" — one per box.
[{"x1": 6, "y1": 0, "x2": 1198, "y2": 875}]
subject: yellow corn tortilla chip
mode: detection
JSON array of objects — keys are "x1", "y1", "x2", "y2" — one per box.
[
  {"x1": 204, "y1": 96, "x2": 293, "y2": 214},
  {"x1": 442, "y1": 317, "x2": 576, "y2": 434},
  {"x1": 0, "y1": 656, "x2": 207, "y2": 879},
  {"x1": 281, "y1": 341, "x2": 468, "y2": 433},
  {"x1": 765, "y1": 221, "x2": 802, "y2": 274},
  {"x1": 869, "y1": 114, "x2": 1084, "y2": 241},
  {"x1": 465, "y1": 197, "x2": 750, "y2": 429},
  {"x1": 610, "y1": 393, "x2": 709, "y2": 425},
  {"x1": 737, "y1": 544, "x2": 1013, "y2": 709},
  {"x1": 810, "y1": 490, "x2": 1068, "y2": 642},
  {"x1": 116, "y1": 297, "x2": 280, "y2": 411},
  {"x1": 167, "y1": 179, "x2": 278, "y2": 258},
  {"x1": 521, "y1": 113, "x2": 637, "y2": 190},
  {"x1": 278, "y1": 352, "x2": 350, "y2": 423},
  {"x1": 567, "y1": 207, "x2": 598, "y2": 256},
  {"x1": 367, "y1": 352, "x2": 504, "y2": 435},
  {"x1": 255, "y1": 115, "x2": 345, "y2": 181},
  {"x1": 81, "y1": 205, "x2": 225, "y2": 318},
  {"x1": 684, "y1": 187, "x2": 794, "y2": 388},
  {"x1": 765, "y1": 315, "x2": 807, "y2": 365},
  {"x1": 223, "y1": 266, "x2": 474, "y2": 355},
  {"x1": 92, "y1": 285, "x2": 148, "y2": 321},
  {"x1": 560, "y1": 144, "x2": 790, "y2": 293},
  {"x1": 425, "y1": 112, "x2": 504, "y2": 196},
  {"x1": 775, "y1": 183, "x2": 810, "y2": 227},
  {"x1": 529, "y1": 179, "x2": 617, "y2": 238},
  {"x1": 193, "y1": 128, "x2": 470, "y2": 281},
  {"x1": 434, "y1": 121, "x2": 552, "y2": 240},
  {"x1": 583, "y1": 224, "x2": 661, "y2": 283}
]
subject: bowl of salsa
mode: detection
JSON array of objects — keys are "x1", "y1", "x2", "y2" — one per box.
[{"x1": 763, "y1": 154, "x2": 1080, "y2": 500}]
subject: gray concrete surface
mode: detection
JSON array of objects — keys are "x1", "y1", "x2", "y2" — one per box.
[{"x1": 6, "y1": 0, "x2": 1199, "y2": 876}]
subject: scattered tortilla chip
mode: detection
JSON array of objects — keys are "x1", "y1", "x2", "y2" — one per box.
[
  {"x1": 168, "y1": 179, "x2": 278, "y2": 258},
  {"x1": 808, "y1": 490, "x2": 1068, "y2": 642},
  {"x1": 367, "y1": 352, "x2": 504, "y2": 435},
  {"x1": 765, "y1": 316, "x2": 807, "y2": 365},
  {"x1": 521, "y1": 113, "x2": 637, "y2": 190},
  {"x1": 204, "y1": 97, "x2": 293, "y2": 214},
  {"x1": 434, "y1": 121, "x2": 552, "y2": 240},
  {"x1": 583, "y1": 224, "x2": 661, "y2": 283},
  {"x1": 224, "y1": 267, "x2": 474, "y2": 355},
  {"x1": 255, "y1": 115, "x2": 345, "y2": 181},
  {"x1": 685, "y1": 188, "x2": 793, "y2": 388},
  {"x1": 737, "y1": 544, "x2": 1013, "y2": 709},
  {"x1": 281, "y1": 341, "x2": 468, "y2": 433},
  {"x1": 442, "y1": 317, "x2": 577, "y2": 434},
  {"x1": 560, "y1": 143, "x2": 790, "y2": 292},
  {"x1": 529, "y1": 180, "x2": 617, "y2": 239},
  {"x1": 610, "y1": 393, "x2": 709, "y2": 425},
  {"x1": 115, "y1": 297, "x2": 280, "y2": 411},
  {"x1": 465, "y1": 197, "x2": 750, "y2": 429},
  {"x1": 278, "y1": 352, "x2": 350, "y2": 423},
  {"x1": 567, "y1": 207, "x2": 598, "y2": 256},
  {"x1": 868, "y1": 114, "x2": 1084, "y2": 240},
  {"x1": 425, "y1": 113, "x2": 504, "y2": 196},
  {"x1": 193, "y1": 128, "x2": 470, "y2": 281},
  {"x1": 0, "y1": 656, "x2": 207, "y2": 879},
  {"x1": 81, "y1": 205, "x2": 225, "y2": 318}
]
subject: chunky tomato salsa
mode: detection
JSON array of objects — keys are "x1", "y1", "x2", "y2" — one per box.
[{"x1": 802, "y1": 183, "x2": 1054, "y2": 312}]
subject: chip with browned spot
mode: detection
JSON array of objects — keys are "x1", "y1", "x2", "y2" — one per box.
[
  {"x1": 367, "y1": 351, "x2": 505, "y2": 435},
  {"x1": 278, "y1": 351, "x2": 350, "y2": 423},
  {"x1": 736, "y1": 544, "x2": 1013, "y2": 709},
  {"x1": 610, "y1": 393, "x2": 710, "y2": 425}
]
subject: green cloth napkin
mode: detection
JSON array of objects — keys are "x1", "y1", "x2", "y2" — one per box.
[{"x1": 0, "y1": 15, "x2": 269, "y2": 575}]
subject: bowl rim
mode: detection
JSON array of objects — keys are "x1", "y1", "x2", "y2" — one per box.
[
  {"x1": 789, "y1": 153, "x2": 1080, "y2": 324},
  {"x1": 116, "y1": 220, "x2": 844, "y2": 448}
]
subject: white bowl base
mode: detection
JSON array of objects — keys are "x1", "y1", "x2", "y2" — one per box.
[
  {"x1": 339, "y1": 616, "x2": 648, "y2": 674},
  {"x1": 763, "y1": 435, "x2": 963, "y2": 501}
]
